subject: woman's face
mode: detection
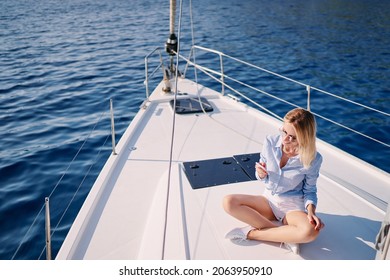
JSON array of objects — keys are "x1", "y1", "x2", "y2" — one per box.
[{"x1": 281, "y1": 122, "x2": 299, "y2": 147}]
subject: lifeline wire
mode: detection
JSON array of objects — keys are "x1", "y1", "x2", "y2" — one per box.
[
  {"x1": 12, "y1": 103, "x2": 108, "y2": 260},
  {"x1": 38, "y1": 132, "x2": 111, "y2": 260},
  {"x1": 177, "y1": 49, "x2": 389, "y2": 148}
]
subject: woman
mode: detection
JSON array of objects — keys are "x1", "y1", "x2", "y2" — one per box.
[{"x1": 223, "y1": 108, "x2": 325, "y2": 254}]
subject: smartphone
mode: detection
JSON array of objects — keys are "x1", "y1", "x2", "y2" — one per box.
[{"x1": 256, "y1": 162, "x2": 267, "y2": 172}]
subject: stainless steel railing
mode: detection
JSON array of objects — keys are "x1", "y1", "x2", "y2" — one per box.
[
  {"x1": 144, "y1": 45, "x2": 389, "y2": 148},
  {"x1": 183, "y1": 45, "x2": 390, "y2": 148}
]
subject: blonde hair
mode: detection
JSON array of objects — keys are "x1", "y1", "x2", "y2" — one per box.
[{"x1": 284, "y1": 108, "x2": 317, "y2": 168}]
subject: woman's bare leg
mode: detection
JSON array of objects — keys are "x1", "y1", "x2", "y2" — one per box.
[
  {"x1": 223, "y1": 194, "x2": 277, "y2": 229},
  {"x1": 247, "y1": 211, "x2": 319, "y2": 243}
]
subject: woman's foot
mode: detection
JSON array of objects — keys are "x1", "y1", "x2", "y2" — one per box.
[
  {"x1": 284, "y1": 242, "x2": 300, "y2": 254},
  {"x1": 225, "y1": 226, "x2": 255, "y2": 242}
]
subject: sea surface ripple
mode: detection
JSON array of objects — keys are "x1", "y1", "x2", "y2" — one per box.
[{"x1": 0, "y1": 0, "x2": 389, "y2": 259}]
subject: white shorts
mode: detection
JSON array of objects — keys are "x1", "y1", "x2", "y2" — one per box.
[{"x1": 263, "y1": 189, "x2": 306, "y2": 221}]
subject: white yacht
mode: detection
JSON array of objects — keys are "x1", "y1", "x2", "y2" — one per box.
[{"x1": 55, "y1": 0, "x2": 390, "y2": 260}]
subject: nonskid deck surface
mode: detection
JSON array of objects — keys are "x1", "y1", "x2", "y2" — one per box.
[{"x1": 56, "y1": 78, "x2": 388, "y2": 260}]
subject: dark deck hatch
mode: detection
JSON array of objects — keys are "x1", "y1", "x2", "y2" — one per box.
[
  {"x1": 183, "y1": 153, "x2": 259, "y2": 189},
  {"x1": 170, "y1": 97, "x2": 213, "y2": 114}
]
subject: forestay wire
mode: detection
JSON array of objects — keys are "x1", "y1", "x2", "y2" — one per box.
[{"x1": 163, "y1": 0, "x2": 183, "y2": 260}]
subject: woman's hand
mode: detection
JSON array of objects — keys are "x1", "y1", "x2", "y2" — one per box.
[
  {"x1": 255, "y1": 162, "x2": 268, "y2": 179},
  {"x1": 306, "y1": 204, "x2": 325, "y2": 231}
]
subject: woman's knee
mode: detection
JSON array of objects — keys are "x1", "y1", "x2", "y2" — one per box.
[
  {"x1": 300, "y1": 223, "x2": 320, "y2": 243},
  {"x1": 222, "y1": 194, "x2": 240, "y2": 213},
  {"x1": 285, "y1": 212, "x2": 321, "y2": 243}
]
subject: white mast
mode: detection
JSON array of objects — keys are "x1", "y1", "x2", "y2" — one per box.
[{"x1": 166, "y1": 0, "x2": 178, "y2": 73}]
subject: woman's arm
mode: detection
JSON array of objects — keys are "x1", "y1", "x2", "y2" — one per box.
[{"x1": 302, "y1": 153, "x2": 323, "y2": 208}]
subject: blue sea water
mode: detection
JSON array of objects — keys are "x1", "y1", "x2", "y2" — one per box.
[{"x1": 0, "y1": 0, "x2": 389, "y2": 260}]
